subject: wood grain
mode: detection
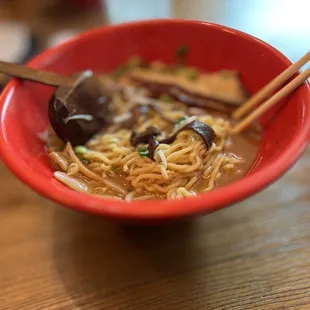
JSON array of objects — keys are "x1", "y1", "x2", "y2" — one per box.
[{"x1": 1, "y1": 146, "x2": 310, "y2": 310}]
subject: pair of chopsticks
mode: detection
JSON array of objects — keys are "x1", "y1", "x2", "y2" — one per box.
[{"x1": 229, "y1": 51, "x2": 310, "y2": 134}]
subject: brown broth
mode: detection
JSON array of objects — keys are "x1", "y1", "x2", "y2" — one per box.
[
  {"x1": 70, "y1": 128, "x2": 261, "y2": 200},
  {"x1": 209, "y1": 131, "x2": 260, "y2": 188}
]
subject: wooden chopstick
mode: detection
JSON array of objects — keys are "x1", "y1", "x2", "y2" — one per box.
[
  {"x1": 232, "y1": 51, "x2": 310, "y2": 120},
  {"x1": 229, "y1": 67, "x2": 310, "y2": 135}
]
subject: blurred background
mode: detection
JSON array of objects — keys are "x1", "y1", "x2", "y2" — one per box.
[{"x1": 0, "y1": 0, "x2": 308, "y2": 87}]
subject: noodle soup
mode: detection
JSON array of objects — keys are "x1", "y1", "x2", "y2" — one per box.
[{"x1": 48, "y1": 57, "x2": 261, "y2": 200}]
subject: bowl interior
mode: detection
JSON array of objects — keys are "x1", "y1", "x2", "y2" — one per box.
[{"x1": 0, "y1": 20, "x2": 309, "y2": 219}]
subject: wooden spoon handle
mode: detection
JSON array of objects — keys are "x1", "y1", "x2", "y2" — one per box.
[{"x1": 0, "y1": 60, "x2": 74, "y2": 87}]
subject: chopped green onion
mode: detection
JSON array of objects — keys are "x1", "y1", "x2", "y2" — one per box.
[
  {"x1": 137, "y1": 146, "x2": 147, "y2": 151},
  {"x1": 113, "y1": 57, "x2": 142, "y2": 77},
  {"x1": 175, "y1": 116, "x2": 188, "y2": 125},
  {"x1": 175, "y1": 68, "x2": 185, "y2": 75},
  {"x1": 177, "y1": 44, "x2": 189, "y2": 59},
  {"x1": 127, "y1": 56, "x2": 142, "y2": 68},
  {"x1": 113, "y1": 67, "x2": 126, "y2": 77},
  {"x1": 220, "y1": 70, "x2": 231, "y2": 79},
  {"x1": 112, "y1": 167, "x2": 121, "y2": 173},
  {"x1": 137, "y1": 146, "x2": 150, "y2": 158},
  {"x1": 74, "y1": 145, "x2": 88, "y2": 155},
  {"x1": 159, "y1": 94, "x2": 173, "y2": 102},
  {"x1": 187, "y1": 69, "x2": 200, "y2": 80}
]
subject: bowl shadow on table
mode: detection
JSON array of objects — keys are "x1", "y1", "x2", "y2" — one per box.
[{"x1": 51, "y1": 208, "x2": 216, "y2": 309}]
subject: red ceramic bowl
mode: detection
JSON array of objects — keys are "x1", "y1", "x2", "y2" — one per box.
[{"x1": 0, "y1": 20, "x2": 309, "y2": 221}]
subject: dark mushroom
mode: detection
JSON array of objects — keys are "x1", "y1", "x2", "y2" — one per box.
[
  {"x1": 147, "y1": 137, "x2": 160, "y2": 161},
  {"x1": 146, "y1": 120, "x2": 216, "y2": 160},
  {"x1": 48, "y1": 70, "x2": 113, "y2": 146},
  {"x1": 130, "y1": 126, "x2": 161, "y2": 147},
  {"x1": 159, "y1": 120, "x2": 215, "y2": 148}
]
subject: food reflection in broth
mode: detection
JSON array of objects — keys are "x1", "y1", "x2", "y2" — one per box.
[{"x1": 48, "y1": 56, "x2": 261, "y2": 200}]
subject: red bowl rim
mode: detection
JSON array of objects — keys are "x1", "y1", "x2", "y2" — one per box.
[{"x1": 0, "y1": 19, "x2": 310, "y2": 220}]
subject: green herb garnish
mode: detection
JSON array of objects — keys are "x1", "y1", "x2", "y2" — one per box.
[
  {"x1": 113, "y1": 56, "x2": 143, "y2": 77},
  {"x1": 220, "y1": 70, "x2": 231, "y2": 79},
  {"x1": 127, "y1": 56, "x2": 143, "y2": 68},
  {"x1": 176, "y1": 44, "x2": 189, "y2": 64},
  {"x1": 159, "y1": 94, "x2": 173, "y2": 102},
  {"x1": 175, "y1": 116, "x2": 187, "y2": 125},
  {"x1": 187, "y1": 69, "x2": 200, "y2": 80},
  {"x1": 112, "y1": 167, "x2": 121, "y2": 173},
  {"x1": 74, "y1": 145, "x2": 88, "y2": 155},
  {"x1": 137, "y1": 146, "x2": 150, "y2": 158},
  {"x1": 177, "y1": 44, "x2": 189, "y2": 58},
  {"x1": 113, "y1": 64, "x2": 130, "y2": 77}
]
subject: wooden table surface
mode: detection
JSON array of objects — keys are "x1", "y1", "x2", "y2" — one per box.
[
  {"x1": 1, "y1": 148, "x2": 310, "y2": 310},
  {"x1": 1, "y1": 0, "x2": 310, "y2": 309}
]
